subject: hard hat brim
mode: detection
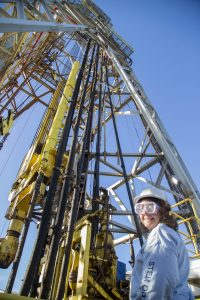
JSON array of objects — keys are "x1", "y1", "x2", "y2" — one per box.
[{"x1": 134, "y1": 193, "x2": 167, "y2": 204}]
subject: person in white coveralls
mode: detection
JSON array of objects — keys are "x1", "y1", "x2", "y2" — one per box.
[{"x1": 130, "y1": 187, "x2": 194, "y2": 300}]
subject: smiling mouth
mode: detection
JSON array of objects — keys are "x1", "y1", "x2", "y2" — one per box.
[{"x1": 145, "y1": 217, "x2": 154, "y2": 222}]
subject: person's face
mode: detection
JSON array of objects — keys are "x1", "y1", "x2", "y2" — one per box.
[{"x1": 138, "y1": 200, "x2": 161, "y2": 230}]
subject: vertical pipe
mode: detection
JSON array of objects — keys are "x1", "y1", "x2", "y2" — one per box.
[
  {"x1": 78, "y1": 45, "x2": 100, "y2": 219},
  {"x1": 91, "y1": 52, "x2": 103, "y2": 242}
]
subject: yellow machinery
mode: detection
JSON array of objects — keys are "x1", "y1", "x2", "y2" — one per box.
[
  {"x1": 51, "y1": 199, "x2": 124, "y2": 300},
  {"x1": 0, "y1": 61, "x2": 80, "y2": 269},
  {"x1": 0, "y1": 1, "x2": 200, "y2": 299}
]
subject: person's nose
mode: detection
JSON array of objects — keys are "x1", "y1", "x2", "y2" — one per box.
[
  {"x1": 142, "y1": 209, "x2": 151, "y2": 216},
  {"x1": 141, "y1": 209, "x2": 147, "y2": 216}
]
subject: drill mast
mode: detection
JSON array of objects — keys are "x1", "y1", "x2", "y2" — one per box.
[{"x1": 0, "y1": 1, "x2": 200, "y2": 299}]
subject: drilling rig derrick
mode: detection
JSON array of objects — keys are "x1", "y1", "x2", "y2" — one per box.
[{"x1": 0, "y1": 1, "x2": 200, "y2": 299}]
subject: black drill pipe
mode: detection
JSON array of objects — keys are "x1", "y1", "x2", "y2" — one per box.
[
  {"x1": 39, "y1": 44, "x2": 96, "y2": 299},
  {"x1": 5, "y1": 173, "x2": 44, "y2": 293},
  {"x1": 91, "y1": 52, "x2": 104, "y2": 242},
  {"x1": 55, "y1": 45, "x2": 100, "y2": 300},
  {"x1": 20, "y1": 39, "x2": 91, "y2": 296},
  {"x1": 78, "y1": 46, "x2": 101, "y2": 220},
  {"x1": 105, "y1": 60, "x2": 143, "y2": 247}
]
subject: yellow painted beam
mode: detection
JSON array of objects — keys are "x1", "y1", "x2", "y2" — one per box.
[
  {"x1": 88, "y1": 274, "x2": 114, "y2": 300},
  {"x1": 41, "y1": 60, "x2": 80, "y2": 174},
  {"x1": 76, "y1": 221, "x2": 91, "y2": 298}
]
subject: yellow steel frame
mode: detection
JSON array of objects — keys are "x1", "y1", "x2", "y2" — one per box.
[
  {"x1": 70, "y1": 220, "x2": 91, "y2": 299},
  {"x1": 51, "y1": 217, "x2": 92, "y2": 299},
  {"x1": 171, "y1": 198, "x2": 200, "y2": 258},
  {"x1": 59, "y1": 213, "x2": 123, "y2": 300}
]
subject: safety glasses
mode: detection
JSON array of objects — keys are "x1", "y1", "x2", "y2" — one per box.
[{"x1": 134, "y1": 201, "x2": 160, "y2": 215}]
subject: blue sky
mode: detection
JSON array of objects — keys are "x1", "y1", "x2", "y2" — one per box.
[{"x1": 0, "y1": 0, "x2": 200, "y2": 292}]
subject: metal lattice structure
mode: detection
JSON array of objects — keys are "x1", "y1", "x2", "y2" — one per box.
[{"x1": 0, "y1": 1, "x2": 200, "y2": 299}]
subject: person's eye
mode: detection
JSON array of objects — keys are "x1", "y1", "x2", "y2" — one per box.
[{"x1": 148, "y1": 204, "x2": 154, "y2": 209}]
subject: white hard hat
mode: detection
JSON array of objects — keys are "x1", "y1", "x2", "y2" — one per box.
[{"x1": 134, "y1": 187, "x2": 168, "y2": 204}]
